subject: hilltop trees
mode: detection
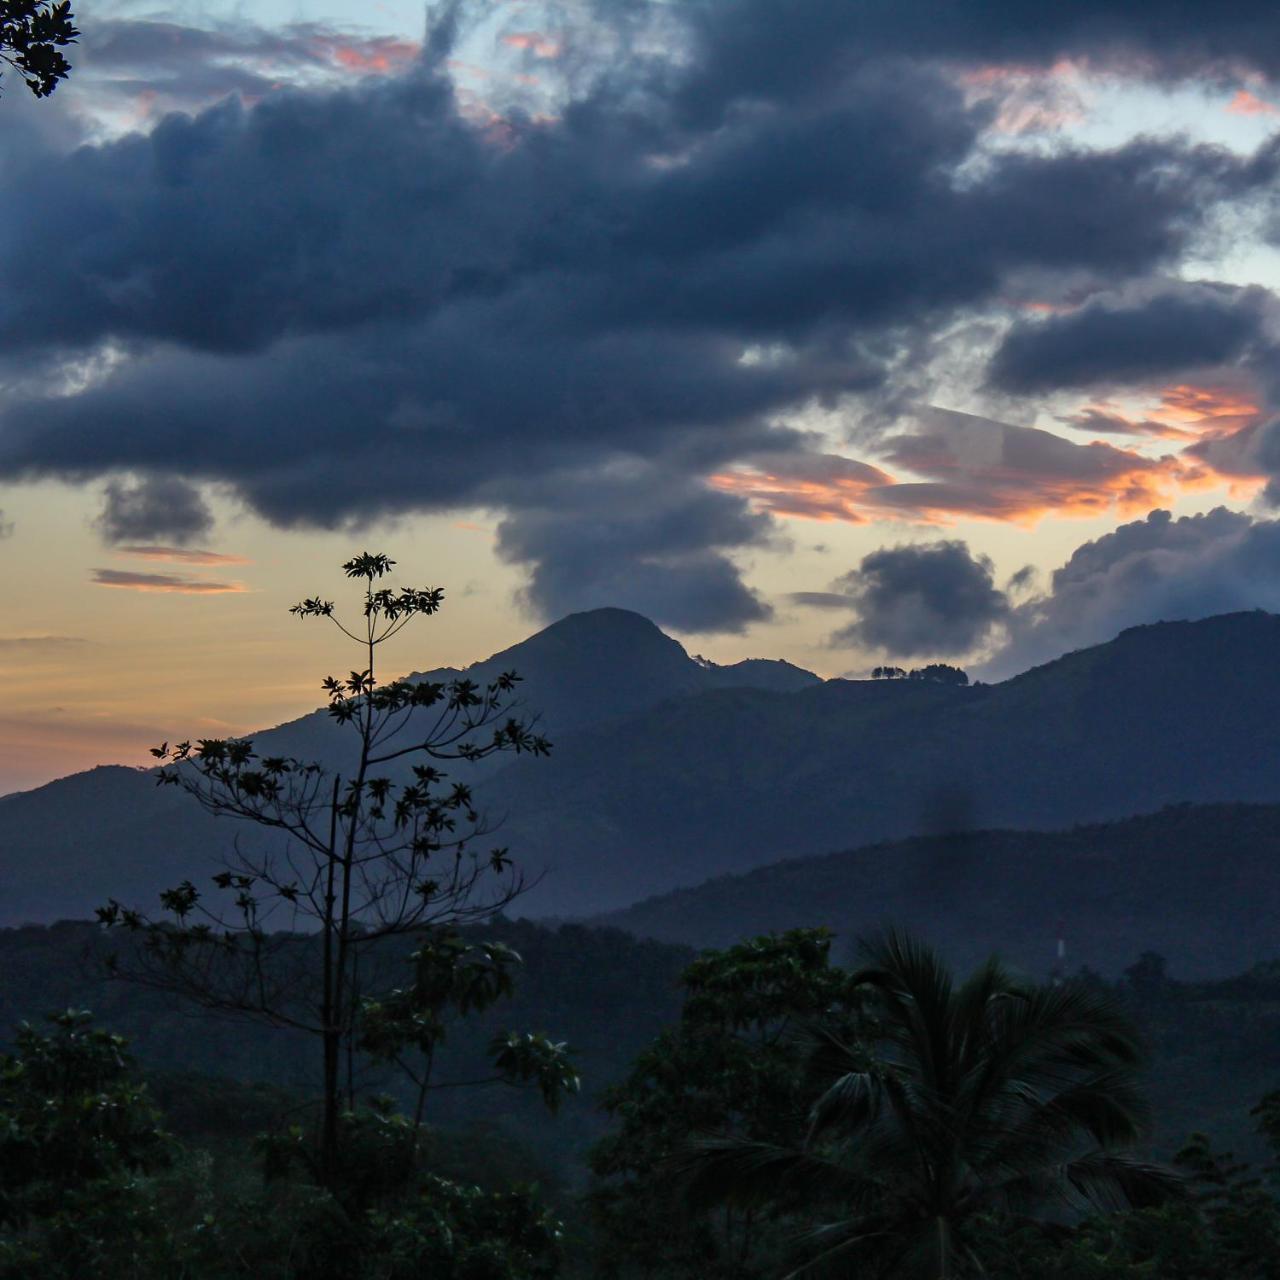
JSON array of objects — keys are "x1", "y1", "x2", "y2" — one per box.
[
  {"x1": 872, "y1": 664, "x2": 969, "y2": 685},
  {"x1": 97, "y1": 553, "x2": 571, "y2": 1191}
]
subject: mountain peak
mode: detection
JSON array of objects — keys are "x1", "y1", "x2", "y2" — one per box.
[
  {"x1": 507, "y1": 606, "x2": 691, "y2": 663},
  {"x1": 545, "y1": 606, "x2": 669, "y2": 633}
]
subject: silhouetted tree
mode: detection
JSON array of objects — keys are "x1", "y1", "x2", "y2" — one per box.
[
  {"x1": 590, "y1": 930, "x2": 863, "y2": 1278},
  {"x1": 97, "y1": 553, "x2": 570, "y2": 1191},
  {"x1": 0, "y1": 1011, "x2": 172, "y2": 1274},
  {"x1": 872, "y1": 666, "x2": 907, "y2": 680},
  {"x1": 1, "y1": 2, "x2": 77, "y2": 97},
  {"x1": 681, "y1": 931, "x2": 1178, "y2": 1279}
]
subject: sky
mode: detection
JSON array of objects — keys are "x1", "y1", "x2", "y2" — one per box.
[{"x1": 9, "y1": 1, "x2": 1280, "y2": 792}]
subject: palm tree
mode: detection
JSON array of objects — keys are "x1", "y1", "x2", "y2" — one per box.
[{"x1": 680, "y1": 930, "x2": 1180, "y2": 1279}]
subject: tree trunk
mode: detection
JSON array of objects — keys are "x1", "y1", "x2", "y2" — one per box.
[{"x1": 321, "y1": 1024, "x2": 341, "y2": 1190}]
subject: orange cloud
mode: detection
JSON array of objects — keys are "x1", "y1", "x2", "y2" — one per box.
[
  {"x1": 711, "y1": 410, "x2": 1220, "y2": 530},
  {"x1": 1148, "y1": 383, "x2": 1262, "y2": 433},
  {"x1": 1017, "y1": 299, "x2": 1076, "y2": 315},
  {"x1": 313, "y1": 35, "x2": 420, "y2": 75},
  {"x1": 872, "y1": 417, "x2": 1210, "y2": 525},
  {"x1": 1227, "y1": 88, "x2": 1279, "y2": 116},
  {"x1": 91, "y1": 569, "x2": 248, "y2": 594},
  {"x1": 708, "y1": 453, "x2": 895, "y2": 523},
  {"x1": 1068, "y1": 384, "x2": 1263, "y2": 442},
  {"x1": 958, "y1": 57, "x2": 1089, "y2": 87},
  {"x1": 957, "y1": 57, "x2": 1088, "y2": 134},
  {"x1": 502, "y1": 32, "x2": 561, "y2": 58},
  {"x1": 115, "y1": 545, "x2": 251, "y2": 565},
  {"x1": 1183, "y1": 395, "x2": 1277, "y2": 497}
]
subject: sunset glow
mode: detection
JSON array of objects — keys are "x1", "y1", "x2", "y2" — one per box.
[{"x1": 5, "y1": 1, "x2": 1280, "y2": 793}]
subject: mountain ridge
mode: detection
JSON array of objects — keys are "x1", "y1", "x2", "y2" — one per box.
[
  {"x1": 5, "y1": 608, "x2": 1280, "y2": 926},
  {"x1": 597, "y1": 801, "x2": 1280, "y2": 978}
]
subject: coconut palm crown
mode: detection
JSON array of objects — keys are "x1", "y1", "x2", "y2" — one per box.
[{"x1": 680, "y1": 929, "x2": 1181, "y2": 1279}]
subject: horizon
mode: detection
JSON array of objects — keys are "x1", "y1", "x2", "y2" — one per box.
[{"x1": 5, "y1": 598, "x2": 1273, "y2": 801}]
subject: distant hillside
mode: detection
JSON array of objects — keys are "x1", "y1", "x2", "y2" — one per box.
[
  {"x1": 601, "y1": 803, "x2": 1280, "y2": 979},
  {"x1": 9, "y1": 609, "x2": 1280, "y2": 923},
  {"x1": 0, "y1": 608, "x2": 818, "y2": 925},
  {"x1": 483, "y1": 611, "x2": 1280, "y2": 913}
]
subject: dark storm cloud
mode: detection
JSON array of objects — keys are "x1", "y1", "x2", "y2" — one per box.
[
  {"x1": 71, "y1": 18, "x2": 423, "y2": 114},
  {"x1": 1007, "y1": 564, "x2": 1038, "y2": 593},
  {"x1": 674, "y1": 0, "x2": 1280, "y2": 125},
  {"x1": 990, "y1": 284, "x2": 1272, "y2": 392},
  {"x1": 493, "y1": 468, "x2": 774, "y2": 632},
  {"x1": 825, "y1": 541, "x2": 1010, "y2": 658},
  {"x1": 1061, "y1": 407, "x2": 1172, "y2": 437},
  {"x1": 94, "y1": 476, "x2": 215, "y2": 546},
  {"x1": 788, "y1": 591, "x2": 854, "y2": 610},
  {"x1": 2, "y1": 4, "x2": 1279, "y2": 626},
  {"x1": 981, "y1": 507, "x2": 1280, "y2": 677}
]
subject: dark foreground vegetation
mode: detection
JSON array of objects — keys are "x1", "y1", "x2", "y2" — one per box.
[{"x1": 5, "y1": 921, "x2": 1280, "y2": 1277}]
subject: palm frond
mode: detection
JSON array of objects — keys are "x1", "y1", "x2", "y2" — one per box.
[
  {"x1": 807, "y1": 1068, "x2": 884, "y2": 1143},
  {"x1": 673, "y1": 1137, "x2": 877, "y2": 1214},
  {"x1": 1063, "y1": 1149, "x2": 1186, "y2": 1213}
]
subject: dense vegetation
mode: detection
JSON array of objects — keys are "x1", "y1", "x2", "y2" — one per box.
[{"x1": 7, "y1": 926, "x2": 1280, "y2": 1274}]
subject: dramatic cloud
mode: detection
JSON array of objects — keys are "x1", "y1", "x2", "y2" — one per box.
[
  {"x1": 709, "y1": 453, "x2": 894, "y2": 523},
  {"x1": 818, "y1": 540, "x2": 1010, "y2": 657},
  {"x1": 93, "y1": 477, "x2": 215, "y2": 546},
  {"x1": 795, "y1": 506, "x2": 1280, "y2": 671},
  {"x1": 114, "y1": 545, "x2": 250, "y2": 565},
  {"x1": 675, "y1": 0, "x2": 1280, "y2": 123},
  {"x1": 70, "y1": 18, "x2": 423, "y2": 119},
  {"x1": 2, "y1": 5, "x2": 1280, "y2": 626},
  {"x1": 873, "y1": 409, "x2": 1213, "y2": 523},
  {"x1": 720, "y1": 411, "x2": 1212, "y2": 528},
  {"x1": 983, "y1": 507, "x2": 1280, "y2": 677},
  {"x1": 494, "y1": 468, "x2": 774, "y2": 633},
  {"x1": 1064, "y1": 383, "x2": 1264, "y2": 440},
  {"x1": 90, "y1": 569, "x2": 247, "y2": 594},
  {"x1": 989, "y1": 284, "x2": 1273, "y2": 392}
]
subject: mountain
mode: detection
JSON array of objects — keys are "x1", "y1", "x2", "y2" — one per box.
[
  {"x1": 0, "y1": 609, "x2": 817, "y2": 925},
  {"x1": 480, "y1": 610, "x2": 1280, "y2": 913},
  {"x1": 599, "y1": 802, "x2": 1280, "y2": 979},
  {"x1": 238, "y1": 606, "x2": 819, "y2": 771},
  {"x1": 8, "y1": 608, "x2": 1280, "y2": 926}
]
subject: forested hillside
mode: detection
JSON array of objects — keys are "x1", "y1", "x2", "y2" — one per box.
[
  {"x1": 9, "y1": 611, "x2": 1280, "y2": 922},
  {"x1": 601, "y1": 802, "x2": 1280, "y2": 977}
]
